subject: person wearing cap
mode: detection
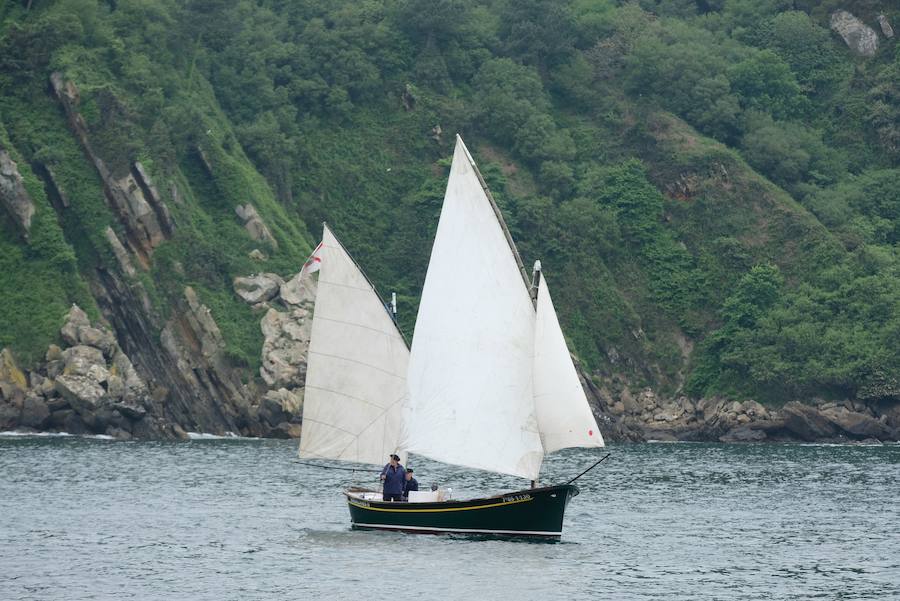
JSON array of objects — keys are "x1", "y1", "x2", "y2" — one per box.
[
  {"x1": 379, "y1": 454, "x2": 405, "y2": 502},
  {"x1": 402, "y1": 468, "x2": 418, "y2": 501}
]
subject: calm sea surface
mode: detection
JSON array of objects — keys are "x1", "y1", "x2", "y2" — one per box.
[{"x1": 1, "y1": 436, "x2": 898, "y2": 600}]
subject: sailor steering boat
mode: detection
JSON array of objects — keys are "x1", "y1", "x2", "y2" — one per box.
[{"x1": 296, "y1": 135, "x2": 606, "y2": 539}]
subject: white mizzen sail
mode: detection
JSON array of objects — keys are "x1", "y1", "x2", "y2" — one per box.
[
  {"x1": 298, "y1": 224, "x2": 409, "y2": 466},
  {"x1": 403, "y1": 136, "x2": 544, "y2": 481},
  {"x1": 533, "y1": 274, "x2": 605, "y2": 453}
]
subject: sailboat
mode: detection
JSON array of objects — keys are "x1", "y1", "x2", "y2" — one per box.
[{"x1": 298, "y1": 135, "x2": 605, "y2": 539}]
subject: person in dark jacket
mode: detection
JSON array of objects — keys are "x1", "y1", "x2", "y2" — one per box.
[
  {"x1": 402, "y1": 468, "x2": 418, "y2": 500},
  {"x1": 380, "y1": 454, "x2": 405, "y2": 502}
]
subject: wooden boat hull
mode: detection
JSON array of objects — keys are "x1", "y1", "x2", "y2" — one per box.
[{"x1": 345, "y1": 484, "x2": 579, "y2": 539}]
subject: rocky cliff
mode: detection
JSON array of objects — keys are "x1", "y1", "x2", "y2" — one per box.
[
  {"x1": 0, "y1": 66, "x2": 310, "y2": 439},
  {"x1": 0, "y1": 299, "x2": 304, "y2": 439}
]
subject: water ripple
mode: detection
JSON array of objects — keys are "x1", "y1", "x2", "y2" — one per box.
[{"x1": 1, "y1": 438, "x2": 898, "y2": 600}]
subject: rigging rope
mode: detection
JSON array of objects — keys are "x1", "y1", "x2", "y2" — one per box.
[{"x1": 294, "y1": 459, "x2": 381, "y2": 473}]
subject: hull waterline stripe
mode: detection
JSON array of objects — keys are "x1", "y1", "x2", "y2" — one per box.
[
  {"x1": 347, "y1": 497, "x2": 533, "y2": 513},
  {"x1": 353, "y1": 523, "x2": 561, "y2": 536}
]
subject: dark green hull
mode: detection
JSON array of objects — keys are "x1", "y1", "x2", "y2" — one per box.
[{"x1": 345, "y1": 484, "x2": 579, "y2": 539}]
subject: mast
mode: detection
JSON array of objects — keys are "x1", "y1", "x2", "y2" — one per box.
[
  {"x1": 456, "y1": 135, "x2": 534, "y2": 303},
  {"x1": 321, "y1": 222, "x2": 410, "y2": 347},
  {"x1": 531, "y1": 259, "x2": 542, "y2": 490},
  {"x1": 531, "y1": 259, "x2": 542, "y2": 303},
  {"x1": 403, "y1": 135, "x2": 544, "y2": 481}
]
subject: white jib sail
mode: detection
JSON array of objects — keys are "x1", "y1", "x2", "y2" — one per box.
[
  {"x1": 298, "y1": 224, "x2": 409, "y2": 466},
  {"x1": 403, "y1": 135, "x2": 544, "y2": 481},
  {"x1": 533, "y1": 276, "x2": 605, "y2": 453}
]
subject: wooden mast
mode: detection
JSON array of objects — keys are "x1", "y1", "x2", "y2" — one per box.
[
  {"x1": 458, "y1": 135, "x2": 542, "y2": 489},
  {"x1": 456, "y1": 134, "x2": 536, "y2": 308}
]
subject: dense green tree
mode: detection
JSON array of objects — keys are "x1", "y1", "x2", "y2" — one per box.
[
  {"x1": 727, "y1": 49, "x2": 805, "y2": 118},
  {"x1": 740, "y1": 114, "x2": 847, "y2": 192},
  {"x1": 497, "y1": 0, "x2": 578, "y2": 69}
]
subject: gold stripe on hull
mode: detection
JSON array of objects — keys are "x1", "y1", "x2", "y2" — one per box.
[{"x1": 347, "y1": 497, "x2": 533, "y2": 513}]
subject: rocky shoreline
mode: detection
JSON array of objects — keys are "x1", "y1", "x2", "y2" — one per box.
[
  {"x1": 591, "y1": 387, "x2": 900, "y2": 444},
  {"x1": 0, "y1": 302, "x2": 304, "y2": 441},
  {"x1": 3, "y1": 295, "x2": 898, "y2": 444},
  {"x1": 1, "y1": 256, "x2": 897, "y2": 445}
]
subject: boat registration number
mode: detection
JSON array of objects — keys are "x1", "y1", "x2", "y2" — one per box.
[{"x1": 503, "y1": 493, "x2": 532, "y2": 503}]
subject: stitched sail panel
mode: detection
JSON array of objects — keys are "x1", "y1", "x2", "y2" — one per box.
[{"x1": 299, "y1": 225, "x2": 409, "y2": 466}]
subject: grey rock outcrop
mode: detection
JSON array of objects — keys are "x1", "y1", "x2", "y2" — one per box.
[
  {"x1": 576, "y1": 362, "x2": 644, "y2": 442},
  {"x1": 116, "y1": 171, "x2": 165, "y2": 250},
  {"x1": 0, "y1": 348, "x2": 27, "y2": 404},
  {"x1": 160, "y1": 288, "x2": 228, "y2": 376},
  {"x1": 0, "y1": 149, "x2": 35, "y2": 239},
  {"x1": 182, "y1": 287, "x2": 226, "y2": 359},
  {"x1": 49, "y1": 73, "x2": 175, "y2": 263},
  {"x1": 0, "y1": 305, "x2": 155, "y2": 437},
  {"x1": 781, "y1": 401, "x2": 839, "y2": 441},
  {"x1": 235, "y1": 204, "x2": 278, "y2": 249},
  {"x1": 877, "y1": 15, "x2": 894, "y2": 38},
  {"x1": 232, "y1": 264, "x2": 316, "y2": 395},
  {"x1": 61, "y1": 344, "x2": 107, "y2": 377},
  {"x1": 830, "y1": 10, "x2": 879, "y2": 56},
  {"x1": 60, "y1": 306, "x2": 116, "y2": 356},
  {"x1": 821, "y1": 406, "x2": 892, "y2": 439},
  {"x1": 54, "y1": 374, "x2": 106, "y2": 414},
  {"x1": 52, "y1": 308, "x2": 150, "y2": 421},
  {"x1": 719, "y1": 426, "x2": 766, "y2": 443},
  {"x1": 105, "y1": 227, "x2": 137, "y2": 277},
  {"x1": 155, "y1": 286, "x2": 257, "y2": 436},
  {"x1": 234, "y1": 273, "x2": 284, "y2": 304},
  {"x1": 110, "y1": 348, "x2": 150, "y2": 405},
  {"x1": 60, "y1": 305, "x2": 89, "y2": 346},
  {"x1": 269, "y1": 422, "x2": 303, "y2": 439},
  {"x1": 258, "y1": 387, "x2": 304, "y2": 428},
  {"x1": 260, "y1": 307, "x2": 312, "y2": 388},
  {"x1": 228, "y1": 263, "x2": 314, "y2": 438},
  {"x1": 20, "y1": 395, "x2": 50, "y2": 428},
  {"x1": 279, "y1": 272, "x2": 317, "y2": 306}
]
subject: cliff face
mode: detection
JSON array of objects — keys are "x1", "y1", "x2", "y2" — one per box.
[
  {"x1": 43, "y1": 73, "x2": 261, "y2": 437},
  {"x1": 0, "y1": 149, "x2": 34, "y2": 239},
  {"x1": 1, "y1": 59, "x2": 311, "y2": 438}
]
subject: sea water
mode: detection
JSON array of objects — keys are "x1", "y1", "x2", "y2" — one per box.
[{"x1": 1, "y1": 437, "x2": 897, "y2": 600}]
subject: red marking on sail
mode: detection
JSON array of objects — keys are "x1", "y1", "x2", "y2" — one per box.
[
  {"x1": 588, "y1": 430, "x2": 593, "y2": 436},
  {"x1": 303, "y1": 242, "x2": 325, "y2": 274}
]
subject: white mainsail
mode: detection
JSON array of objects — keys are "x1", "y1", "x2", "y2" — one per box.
[
  {"x1": 298, "y1": 224, "x2": 409, "y2": 466},
  {"x1": 402, "y1": 136, "x2": 544, "y2": 481},
  {"x1": 533, "y1": 274, "x2": 605, "y2": 453}
]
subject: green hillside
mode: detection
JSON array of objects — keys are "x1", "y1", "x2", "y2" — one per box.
[{"x1": 1, "y1": 0, "x2": 898, "y2": 407}]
